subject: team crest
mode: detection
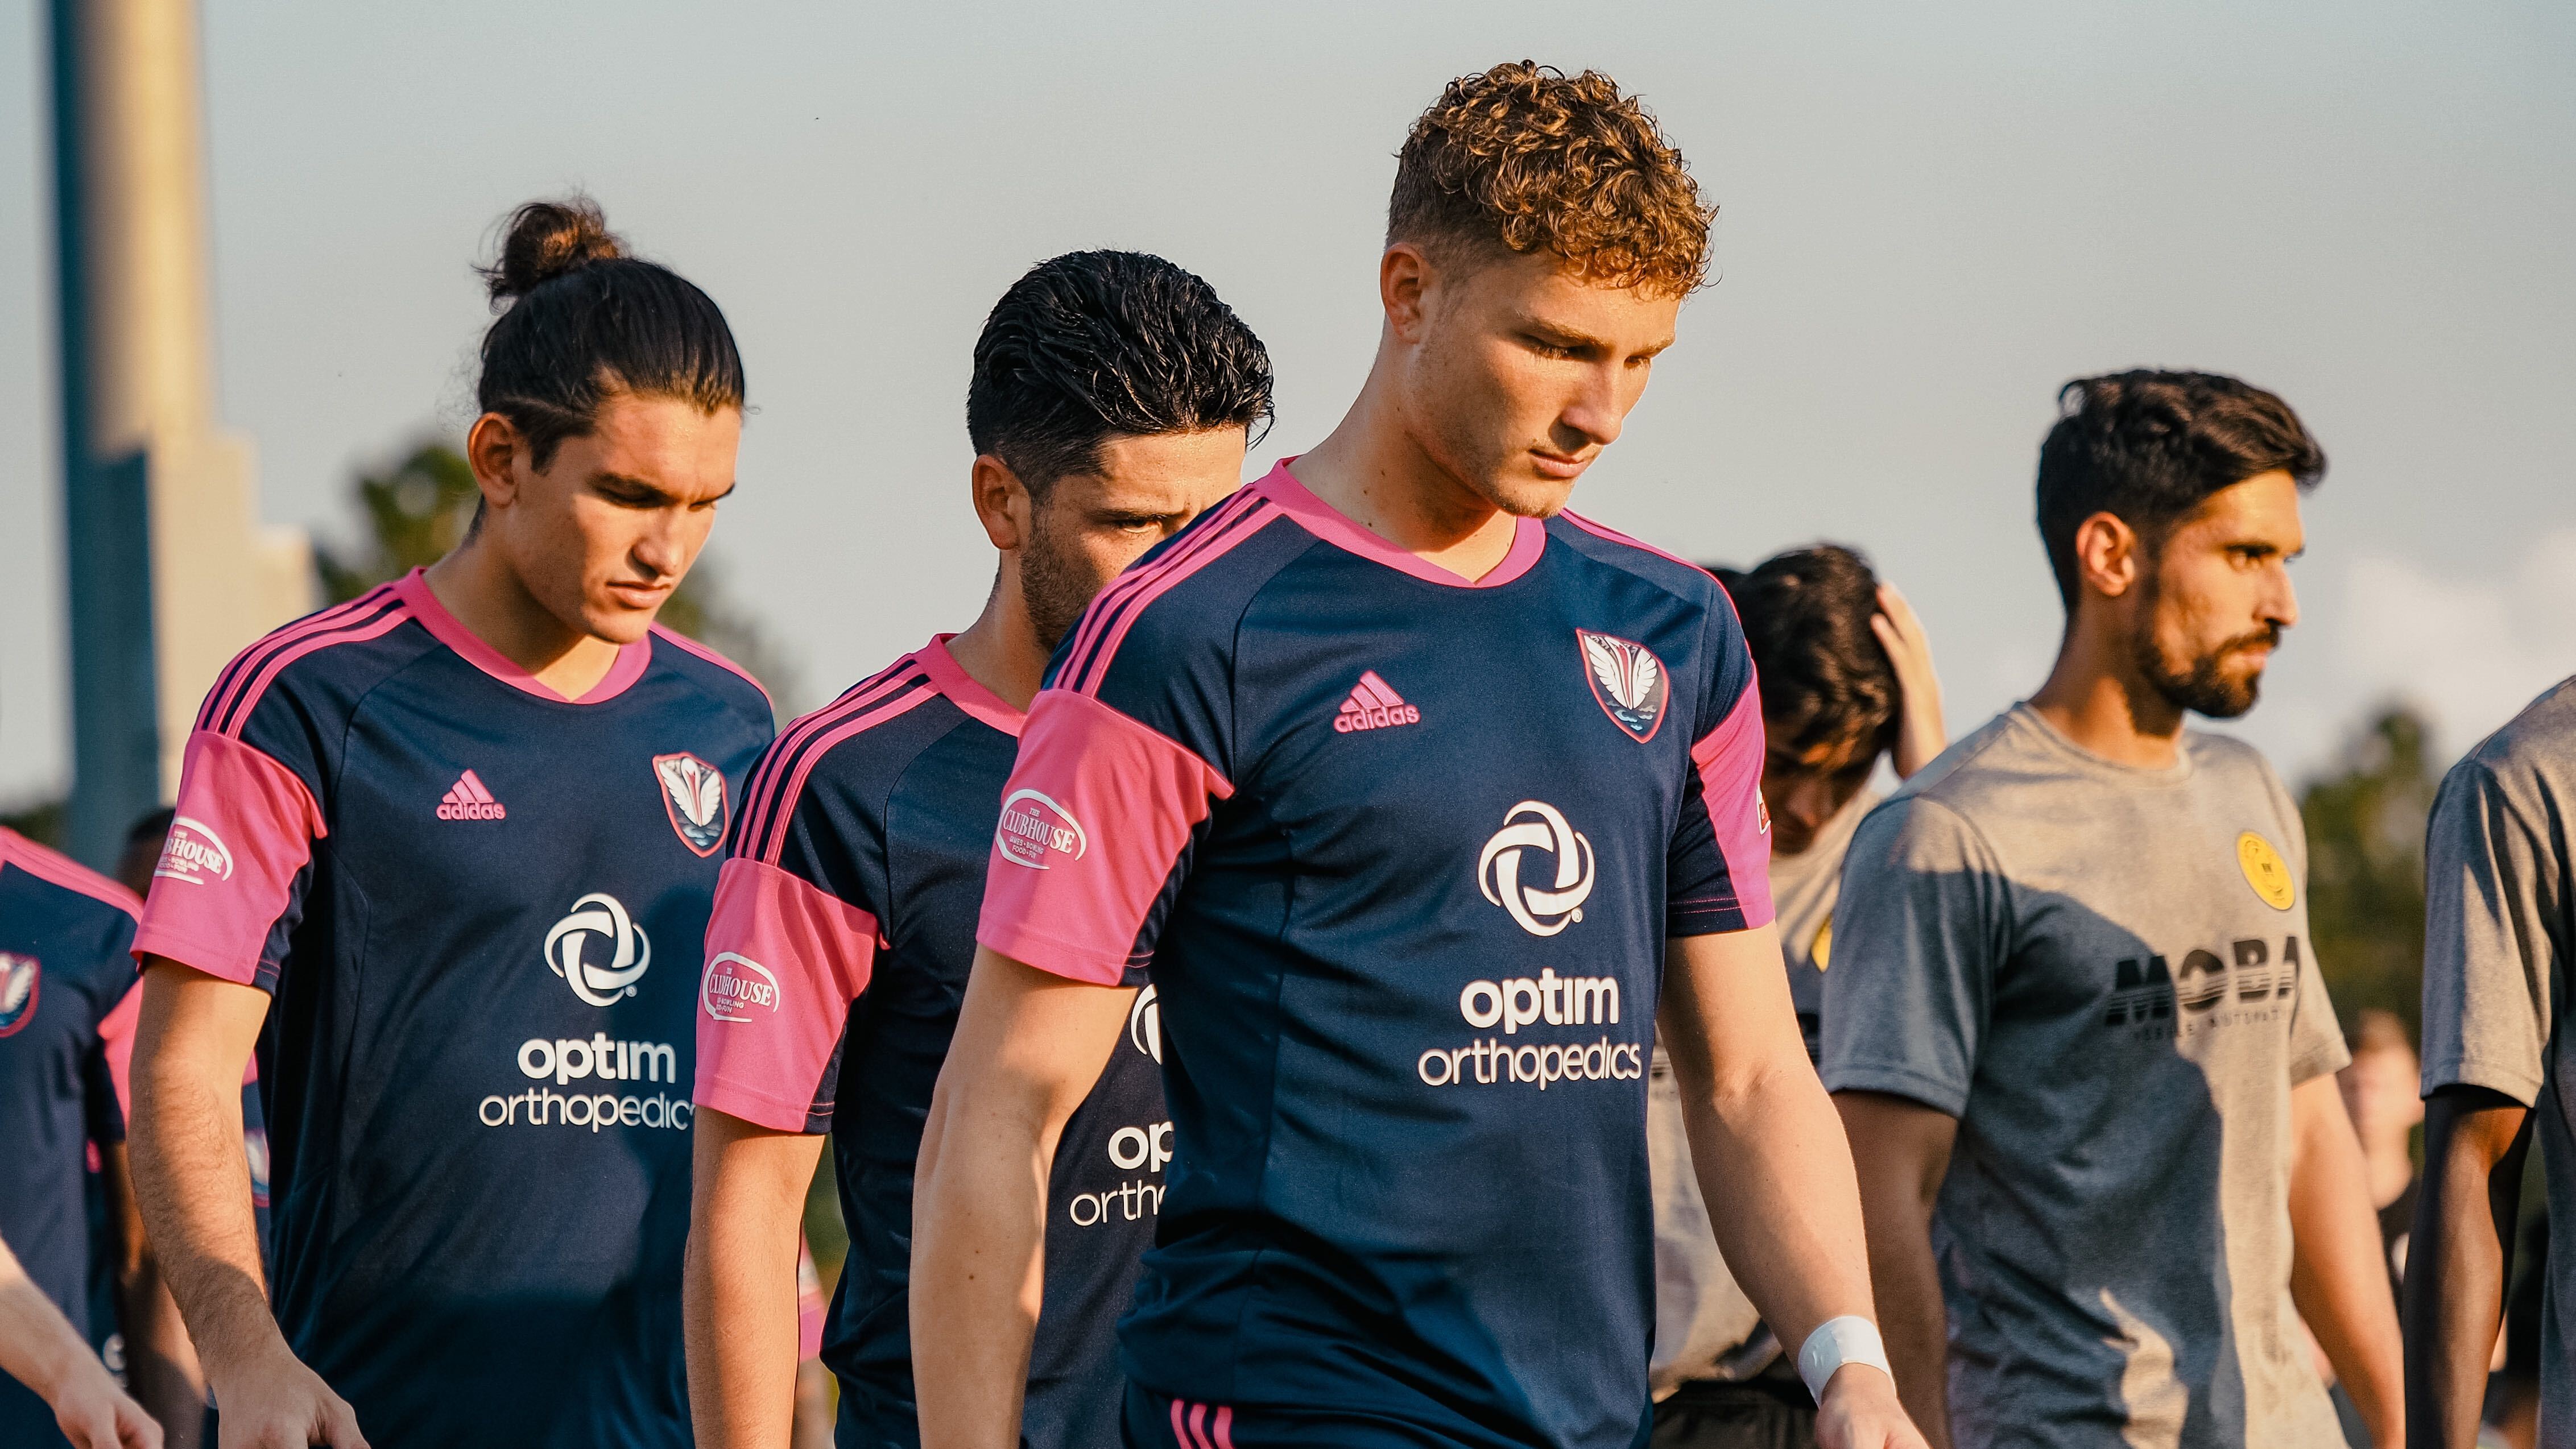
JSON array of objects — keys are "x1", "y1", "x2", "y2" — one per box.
[
  {"x1": 1577, "y1": 631, "x2": 1670, "y2": 743},
  {"x1": 653, "y1": 753, "x2": 731, "y2": 857},
  {"x1": 0, "y1": 954, "x2": 38, "y2": 1037}
]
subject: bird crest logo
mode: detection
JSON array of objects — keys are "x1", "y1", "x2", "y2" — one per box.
[
  {"x1": 653, "y1": 753, "x2": 731, "y2": 857},
  {"x1": 0, "y1": 954, "x2": 39, "y2": 1037},
  {"x1": 1577, "y1": 631, "x2": 1669, "y2": 743}
]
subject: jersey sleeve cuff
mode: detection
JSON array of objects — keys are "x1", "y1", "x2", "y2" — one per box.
[
  {"x1": 2420, "y1": 1049, "x2": 2544, "y2": 1107},
  {"x1": 692, "y1": 1079, "x2": 829, "y2": 1135},
  {"x1": 1666, "y1": 890, "x2": 1777, "y2": 938},
  {"x1": 975, "y1": 921, "x2": 1134, "y2": 988},
  {"x1": 1818, "y1": 1062, "x2": 1970, "y2": 1119},
  {"x1": 130, "y1": 925, "x2": 274, "y2": 992}
]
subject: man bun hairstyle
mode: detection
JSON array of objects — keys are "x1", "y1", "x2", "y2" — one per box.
[
  {"x1": 475, "y1": 196, "x2": 746, "y2": 470},
  {"x1": 1709, "y1": 545, "x2": 1899, "y2": 759},
  {"x1": 967, "y1": 250, "x2": 1273, "y2": 499},
  {"x1": 2036, "y1": 369, "x2": 2325, "y2": 610},
  {"x1": 1390, "y1": 61, "x2": 1713, "y2": 296}
]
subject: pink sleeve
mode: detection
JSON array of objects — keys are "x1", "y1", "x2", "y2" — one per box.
[
  {"x1": 694, "y1": 857, "x2": 878, "y2": 1132},
  {"x1": 975, "y1": 690, "x2": 1232, "y2": 986},
  {"x1": 133, "y1": 731, "x2": 326, "y2": 987},
  {"x1": 1688, "y1": 687, "x2": 1776, "y2": 930},
  {"x1": 100, "y1": 982, "x2": 142, "y2": 1119}
]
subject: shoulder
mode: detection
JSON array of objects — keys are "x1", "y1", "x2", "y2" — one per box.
[
  {"x1": 647, "y1": 624, "x2": 775, "y2": 724},
  {"x1": 2454, "y1": 675, "x2": 2576, "y2": 801},
  {"x1": 1548, "y1": 511, "x2": 1734, "y2": 615},
  {"x1": 732, "y1": 652, "x2": 964, "y2": 867},
  {"x1": 1049, "y1": 487, "x2": 1313, "y2": 699},
  {"x1": 1886, "y1": 711, "x2": 2029, "y2": 815},
  {"x1": 0, "y1": 831, "x2": 142, "y2": 925},
  {"x1": 193, "y1": 582, "x2": 435, "y2": 739}
]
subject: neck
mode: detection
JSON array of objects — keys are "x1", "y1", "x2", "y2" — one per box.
[
  {"x1": 945, "y1": 565, "x2": 1048, "y2": 712},
  {"x1": 423, "y1": 542, "x2": 625, "y2": 700},
  {"x1": 2027, "y1": 614, "x2": 2185, "y2": 769},
  {"x1": 1288, "y1": 362, "x2": 1522, "y2": 581}
]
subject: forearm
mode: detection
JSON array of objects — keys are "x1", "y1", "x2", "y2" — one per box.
[
  {"x1": 1684, "y1": 1059, "x2": 1875, "y2": 1353},
  {"x1": 910, "y1": 1088, "x2": 1049, "y2": 1449},
  {"x1": 2406, "y1": 1093, "x2": 2528, "y2": 1449},
  {"x1": 2285, "y1": 1082, "x2": 2403, "y2": 1446},
  {"x1": 0, "y1": 1248, "x2": 108, "y2": 1408},
  {"x1": 130, "y1": 1052, "x2": 280, "y2": 1380},
  {"x1": 684, "y1": 1116, "x2": 816, "y2": 1448},
  {"x1": 117, "y1": 1257, "x2": 205, "y2": 1447}
]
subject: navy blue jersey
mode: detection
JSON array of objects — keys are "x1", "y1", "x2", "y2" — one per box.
[
  {"x1": 698, "y1": 636, "x2": 1166, "y2": 1449},
  {"x1": 134, "y1": 570, "x2": 772, "y2": 1449},
  {"x1": 0, "y1": 828, "x2": 141, "y2": 1444},
  {"x1": 975, "y1": 464, "x2": 1775, "y2": 1449}
]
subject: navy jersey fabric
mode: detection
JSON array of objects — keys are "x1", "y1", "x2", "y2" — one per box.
[
  {"x1": 134, "y1": 570, "x2": 772, "y2": 1449},
  {"x1": 0, "y1": 828, "x2": 142, "y2": 1445},
  {"x1": 699, "y1": 636, "x2": 1165, "y2": 1449},
  {"x1": 976, "y1": 465, "x2": 1775, "y2": 1449}
]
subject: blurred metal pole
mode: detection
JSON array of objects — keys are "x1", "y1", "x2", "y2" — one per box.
[{"x1": 49, "y1": 0, "x2": 158, "y2": 869}]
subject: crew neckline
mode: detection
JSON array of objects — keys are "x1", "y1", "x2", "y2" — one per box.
[
  {"x1": 1254, "y1": 460, "x2": 1547, "y2": 589},
  {"x1": 914, "y1": 633, "x2": 1024, "y2": 738},
  {"x1": 2008, "y1": 701, "x2": 2197, "y2": 785},
  {"x1": 395, "y1": 569, "x2": 651, "y2": 705}
]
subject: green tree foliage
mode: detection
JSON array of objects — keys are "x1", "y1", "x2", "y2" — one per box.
[
  {"x1": 315, "y1": 441, "x2": 797, "y2": 714},
  {"x1": 2298, "y1": 706, "x2": 2437, "y2": 1035}
]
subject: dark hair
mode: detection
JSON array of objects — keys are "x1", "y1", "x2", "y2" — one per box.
[
  {"x1": 1707, "y1": 545, "x2": 1898, "y2": 759},
  {"x1": 2036, "y1": 370, "x2": 2325, "y2": 609},
  {"x1": 967, "y1": 251, "x2": 1273, "y2": 498},
  {"x1": 475, "y1": 197, "x2": 745, "y2": 470},
  {"x1": 1390, "y1": 61, "x2": 1711, "y2": 296}
]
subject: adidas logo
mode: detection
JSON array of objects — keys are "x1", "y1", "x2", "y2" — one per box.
[
  {"x1": 436, "y1": 769, "x2": 508, "y2": 821},
  {"x1": 1334, "y1": 671, "x2": 1421, "y2": 734}
]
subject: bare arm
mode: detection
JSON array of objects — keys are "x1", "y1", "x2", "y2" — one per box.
[
  {"x1": 1870, "y1": 585, "x2": 1945, "y2": 781},
  {"x1": 911, "y1": 949, "x2": 1132, "y2": 1449},
  {"x1": 99, "y1": 1143, "x2": 203, "y2": 1448},
  {"x1": 1831, "y1": 1090, "x2": 1958, "y2": 1449},
  {"x1": 2405, "y1": 1086, "x2": 2530, "y2": 1449},
  {"x1": 0, "y1": 1228, "x2": 163, "y2": 1448},
  {"x1": 2285, "y1": 1074, "x2": 2404, "y2": 1448},
  {"x1": 685, "y1": 1108, "x2": 826, "y2": 1448},
  {"x1": 1660, "y1": 927, "x2": 1925, "y2": 1449},
  {"x1": 130, "y1": 960, "x2": 363, "y2": 1449}
]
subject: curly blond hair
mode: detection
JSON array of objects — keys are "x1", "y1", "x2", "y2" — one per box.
[{"x1": 1390, "y1": 61, "x2": 1712, "y2": 296}]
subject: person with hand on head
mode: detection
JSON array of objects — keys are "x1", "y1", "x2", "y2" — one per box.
[
  {"x1": 126, "y1": 197, "x2": 772, "y2": 1449},
  {"x1": 911, "y1": 61, "x2": 1922, "y2": 1449},
  {"x1": 1649, "y1": 545, "x2": 1944, "y2": 1448},
  {"x1": 0, "y1": 821, "x2": 189, "y2": 1447},
  {"x1": 685, "y1": 249, "x2": 1270, "y2": 1449},
  {"x1": 1825, "y1": 371, "x2": 2403, "y2": 1449},
  {"x1": 2406, "y1": 673, "x2": 2576, "y2": 1449}
]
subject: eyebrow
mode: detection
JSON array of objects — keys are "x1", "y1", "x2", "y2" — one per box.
[
  {"x1": 1523, "y1": 316, "x2": 1675, "y2": 359},
  {"x1": 593, "y1": 471, "x2": 736, "y2": 505}
]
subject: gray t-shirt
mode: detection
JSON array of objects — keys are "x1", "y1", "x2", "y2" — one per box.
[
  {"x1": 1821, "y1": 705, "x2": 2348, "y2": 1449},
  {"x1": 2418, "y1": 674, "x2": 2576, "y2": 1444},
  {"x1": 1647, "y1": 788, "x2": 1878, "y2": 1395}
]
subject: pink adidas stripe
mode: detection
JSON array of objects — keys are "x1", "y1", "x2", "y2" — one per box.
[
  {"x1": 214, "y1": 601, "x2": 416, "y2": 741},
  {"x1": 737, "y1": 658, "x2": 924, "y2": 852},
  {"x1": 1556, "y1": 508, "x2": 1703, "y2": 574},
  {"x1": 1355, "y1": 670, "x2": 1404, "y2": 709},
  {"x1": 460, "y1": 769, "x2": 496, "y2": 804},
  {"x1": 750, "y1": 683, "x2": 941, "y2": 864},
  {"x1": 650, "y1": 622, "x2": 773, "y2": 708},
  {"x1": 1069, "y1": 499, "x2": 1279, "y2": 697},
  {"x1": 200, "y1": 587, "x2": 402, "y2": 734},
  {"x1": 1061, "y1": 488, "x2": 1272, "y2": 690}
]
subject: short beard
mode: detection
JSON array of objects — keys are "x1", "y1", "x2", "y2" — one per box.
[
  {"x1": 1018, "y1": 503, "x2": 1098, "y2": 656},
  {"x1": 2130, "y1": 611, "x2": 2280, "y2": 721}
]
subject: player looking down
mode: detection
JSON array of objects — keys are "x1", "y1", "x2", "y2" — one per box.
[
  {"x1": 685, "y1": 250, "x2": 1271, "y2": 1448},
  {"x1": 1825, "y1": 371, "x2": 2404, "y2": 1448},
  {"x1": 127, "y1": 199, "x2": 772, "y2": 1449},
  {"x1": 912, "y1": 63, "x2": 1922, "y2": 1449}
]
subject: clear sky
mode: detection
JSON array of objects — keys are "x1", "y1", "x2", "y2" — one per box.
[{"x1": 3, "y1": 1, "x2": 2570, "y2": 807}]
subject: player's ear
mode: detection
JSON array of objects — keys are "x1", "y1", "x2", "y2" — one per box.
[
  {"x1": 969, "y1": 453, "x2": 1032, "y2": 553},
  {"x1": 1380, "y1": 241, "x2": 1434, "y2": 343},
  {"x1": 2073, "y1": 511, "x2": 2141, "y2": 602},
  {"x1": 465, "y1": 411, "x2": 527, "y2": 511}
]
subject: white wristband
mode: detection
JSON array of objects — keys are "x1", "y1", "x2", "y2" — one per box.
[{"x1": 1797, "y1": 1315, "x2": 1891, "y2": 1402}]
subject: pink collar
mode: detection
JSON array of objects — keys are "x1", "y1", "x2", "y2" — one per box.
[
  {"x1": 1252, "y1": 460, "x2": 1547, "y2": 589},
  {"x1": 913, "y1": 634, "x2": 1025, "y2": 737},
  {"x1": 394, "y1": 569, "x2": 651, "y2": 705}
]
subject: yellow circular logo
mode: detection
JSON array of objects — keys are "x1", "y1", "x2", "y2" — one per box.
[
  {"x1": 2237, "y1": 832, "x2": 2294, "y2": 911},
  {"x1": 1812, "y1": 918, "x2": 1833, "y2": 970}
]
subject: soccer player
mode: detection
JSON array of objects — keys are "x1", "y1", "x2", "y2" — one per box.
[
  {"x1": 913, "y1": 63, "x2": 1921, "y2": 1449},
  {"x1": 1, "y1": 825, "x2": 191, "y2": 1446},
  {"x1": 126, "y1": 198, "x2": 772, "y2": 1449},
  {"x1": 1824, "y1": 371, "x2": 2403, "y2": 1448},
  {"x1": 2407, "y1": 673, "x2": 2576, "y2": 1448},
  {"x1": 686, "y1": 250, "x2": 1271, "y2": 1448},
  {"x1": 1649, "y1": 547, "x2": 1943, "y2": 1448}
]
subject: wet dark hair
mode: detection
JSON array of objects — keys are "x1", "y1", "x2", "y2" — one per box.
[
  {"x1": 2036, "y1": 370, "x2": 2324, "y2": 610},
  {"x1": 1707, "y1": 545, "x2": 1898, "y2": 760},
  {"x1": 475, "y1": 197, "x2": 745, "y2": 471},
  {"x1": 967, "y1": 250, "x2": 1273, "y2": 500}
]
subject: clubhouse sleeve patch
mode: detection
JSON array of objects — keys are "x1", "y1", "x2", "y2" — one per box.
[
  {"x1": 695, "y1": 857, "x2": 878, "y2": 1133},
  {"x1": 133, "y1": 730, "x2": 326, "y2": 988}
]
